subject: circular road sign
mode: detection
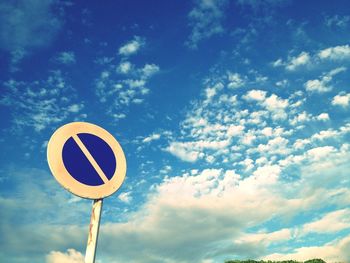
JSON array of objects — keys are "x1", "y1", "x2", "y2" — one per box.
[{"x1": 47, "y1": 122, "x2": 127, "y2": 199}]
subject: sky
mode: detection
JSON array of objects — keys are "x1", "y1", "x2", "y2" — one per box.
[{"x1": 0, "y1": 0, "x2": 350, "y2": 262}]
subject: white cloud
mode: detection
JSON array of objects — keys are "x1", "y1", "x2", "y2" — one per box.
[
  {"x1": 316, "y1": 112, "x2": 330, "y2": 121},
  {"x1": 2, "y1": 147, "x2": 350, "y2": 262},
  {"x1": 46, "y1": 249, "x2": 84, "y2": 263},
  {"x1": 165, "y1": 142, "x2": 201, "y2": 162},
  {"x1": 141, "y1": 63, "x2": 160, "y2": 78},
  {"x1": 165, "y1": 140, "x2": 230, "y2": 163},
  {"x1": 112, "y1": 113, "x2": 126, "y2": 120},
  {"x1": 304, "y1": 67, "x2": 346, "y2": 93},
  {"x1": 263, "y1": 94, "x2": 289, "y2": 110},
  {"x1": 227, "y1": 72, "x2": 245, "y2": 88},
  {"x1": 96, "y1": 154, "x2": 350, "y2": 262},
  {"x1": 118, "y1": 192, "x2": 132, "y2": 203},
  {"x1": 117, "y1": 61, "x2": 132, "y2": 74},
  {"x1": 302, "y1": 209, "x2": 350, "y2": 235},
  {"x1": 119, "y1": 36, "x2": 144, "y2": 56},
  {"x1": 67, "y1": 103, "x2": 84, "y2": 113},
  {"x1": 285, "y1": 51, "x2": 311, "y2": 71},
  {"x1": 332, "y1": 92, "x2": 350, "y2": 107},
  {"x1": 273, "y1": 45, "x2": 350, "y2": 72},
  {"x1": 1, "y1": 71, "x2": 85, "y2": 132},
  {"x1": 95, "y1": 43, "x2": 160, "y2": 116},
  {"x1": 239, "y1": 228, "x2": 291, "y2": 245},
  {"x1": 325, "y1": 15, "x2": 350, "y2": 28},
  {"x1": 257, "y1": 137, "x2": 290, "y2": 155},
  {"x1": 263, "y1": 235, "x2": 350, "y2": 262},
  {"x1": 272, "y1": 52, "x2": 311, "y2": 71},
  {"x1": 143, "y1": 133, "x2": 161, "y2": 143},
  {"x1": 244, "y1": 90, "x2": 289, "y2": 118},
  {"x1": 318, "y1": 44, "x2": 350, "y2": 60},
  {"x1": 290, "y1": 111, "x2": 312, "y2": 125},
  {"x1": 306, "y1": 146, "x2": 336, "y2": 161},
  {"x1": 243, "y1": 89, "x2": 267, "y2": 101},
  {"x1": 272, "y1": 58, "x2": 283, "y2": 67},
  {"x1": 56, "y1": 51, "x2": 76, "y2": 65},
  {"x1": 186, "y1": 0, "x2": 228, "y2": 49}
]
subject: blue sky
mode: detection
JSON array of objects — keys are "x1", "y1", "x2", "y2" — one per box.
[{"x1": 1, "y1": 0, "x2": 350, "y2": 262}]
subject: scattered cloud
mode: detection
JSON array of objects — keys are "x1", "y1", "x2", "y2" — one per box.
[
  {"x1": 117, "y1": 61, "x2": 133, "y2": 74},
  {"x1": 325, "y1": 15, "x2": 350, "y2": 28},
  {"x1": 332, "y1": 92, "x2": 350, "y2": 107},
  {"x1": 0, "y1": 71, "x2": 85, "y2": 132},
  {"x1": 264, "y1": 235, "x2": 350, "y2": 262},
  {"x1": 118, "y1": 192, "x2": 133, "y2": 203},
  {"x1": 56, "y1": 51, "x2": 76, "y2": 65},
  {"x1": 186, "y1": 0, "x2": 228, "y2": 49},
  {"x1": 143, "y1": 133, "x2": 161, "y2": 143},
  {"x1": 243, "y1": 89, "x2": 267, "y2": 101},
  {"x1": 273, "y1": 45, "x2": 350, "y2": 71},
  {"x1": 316, "y1": 112, "x2": 329, "y2": 121},
  {"x1": 227, "y1": 72, "x2": 246, "y2": 88},
  {"x1": 318, "y1": 44, "x2": 350, "y2": 60},
  {"x1": 46, "y1": 249, "x2": 84, "y2": 263},
  {"x1": 304, "y1": 67, "x2": 346, "y2": 93},
  {"x1": 118, "y1": 36, "x2": 144, "y2": 56},
  {"x1": 301, "y1": 209, "x2": 350, "y2": 235},
  {"x1": 286, "y1": 52, "x2": 311, "y2": 71},
  {"x1": 95, "y1": 40, "x2": 160, "y2": 120},
  {"x1": 273, "y1": 51, "x2": 311, "y2": 71}
]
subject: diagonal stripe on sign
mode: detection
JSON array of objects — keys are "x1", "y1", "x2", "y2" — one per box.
[{"x1": 72, "y1": 134, "x2": 109, "y2": 184}]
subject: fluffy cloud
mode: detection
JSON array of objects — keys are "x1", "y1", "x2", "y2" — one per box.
[
  {"x1": 286, "y1": 52, "x2": 311, "y2": 71},
  {"x1": 273, "y1": 52, "x2": 311, "y2": 71},
  {"x1": 118, "y1": 192, "x2": 133, "y2": 203},
  {"x1": 96, "y1": 149, "x2": 350, "y2": 262},
  {"x1": 2, "y1": 145, "x2": 350, "y2": 263},
  {"x1": 143, "y1": 133, "x2": 161, "y2": 143},
  {"x1": 117, "y1": 61, "x2": 133, "y2": 74},
  {"x1": 318, "y1": 44, "x2": 350, "y2": 60},
  {"x1": 0, "y1": 168, "x2": 88, "y2": 262},
  {"x1": 243, "y1": 89, "x2": 267, "y2": 101},
  {"x1": 273, "y1": 45, "x2": 350, "y2": 71},
  {"x1": 0, "y1": 71, "x2": 85, "y2": 132},
  {"x1": 227, "y1": 72, "x2": 245, "y2": 88},
  {"x1": 95, "y1": 39, "x2": 160, "y2": 118},
  {"x1": 56, "y1": 51, "x2": 76, "y2": 65},
  {"x1": 46, "y1": 249, "x2": 84, "y2": 263},
  {"x1": 304, "y1": 67, "x2": 346, "y2": 93},
  {"x1": 332, "y1": 92, "x2": 350, "y2": 107},
  {"x1": 118, "y1": 36, "x2": 144, "y2": 56},
  {"x1": 186, "y1": 0, "x2": 228, "y2": 49},
  {"x1": 316, "y1": 113, "x2": 329, "y2": 121},
  {"x1": 301, "y1": 209, "x2": 350, "y2": 235},
  {"x1": 264, "y1": 235, "x2": 350, "y2": 262},
  {"x1": 325, "y1": 15, "x2": 350, "y2": 28},
  {"x1": 244, "y1": 90, "x2": 289, "y2": 120}
]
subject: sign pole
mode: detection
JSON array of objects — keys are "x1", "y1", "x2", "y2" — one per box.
[{"x1": 85, "y1": 199, "x2": 103, "y2": 263}]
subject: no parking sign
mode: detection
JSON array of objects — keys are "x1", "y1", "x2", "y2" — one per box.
[{"x1": 47, "y1": 122, "x2": 127, "y2": 263}]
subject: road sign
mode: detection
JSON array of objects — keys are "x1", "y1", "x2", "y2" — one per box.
[{"x1": 47, "y1": 122, "x2": 127, "y2": 199}]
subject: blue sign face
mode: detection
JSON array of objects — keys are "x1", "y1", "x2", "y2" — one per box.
[
  {"x1": 62, "y1": 133, "x2": 117, "y2": 186},
  {"x1": 47, "y1": 122, "x2": 126, "y2": 199}
]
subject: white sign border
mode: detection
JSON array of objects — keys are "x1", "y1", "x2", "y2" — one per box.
[{"x1": 47, "y1": 122, "x2": 127, "y2": 199}]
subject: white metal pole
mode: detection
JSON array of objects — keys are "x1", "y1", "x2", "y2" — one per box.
[{"x1": 85, "y1": 199, "x2": 103, "y2": 263}]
